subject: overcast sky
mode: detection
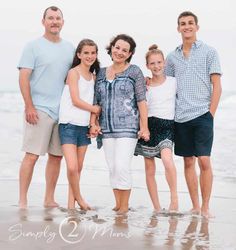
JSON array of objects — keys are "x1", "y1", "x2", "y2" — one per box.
[{"x1": 0, "y1": 0, "x2": 235, "y2": 91}]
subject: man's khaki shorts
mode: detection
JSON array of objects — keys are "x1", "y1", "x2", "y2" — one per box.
[{"x1": 22, "y1": 110, "x2": 62, "y2": 156}]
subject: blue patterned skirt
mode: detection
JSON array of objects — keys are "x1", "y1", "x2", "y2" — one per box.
[{"x1": 134, "y1": 116, "x2": 174, "y2": 158}]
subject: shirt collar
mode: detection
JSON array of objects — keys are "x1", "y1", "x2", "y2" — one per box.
[{"x1": 176, "y1": 40, "x2": 203, "y2": 51}]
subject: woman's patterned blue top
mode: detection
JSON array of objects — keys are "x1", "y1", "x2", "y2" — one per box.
[{"x1": 94, "y1": 64, "x2": 146, "y2": 139}]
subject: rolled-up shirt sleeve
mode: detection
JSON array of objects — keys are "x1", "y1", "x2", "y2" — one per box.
[{"x1": 207, "y1": 48, "x2": 222, "y2": 76}]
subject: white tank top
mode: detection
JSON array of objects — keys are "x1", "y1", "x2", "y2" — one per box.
[
  {"x1": 147, "y1": 76, "x2": 177, "y2": 120},
  {"x1": 59, "y1": 75, "x2": 95, "y2": 126}
]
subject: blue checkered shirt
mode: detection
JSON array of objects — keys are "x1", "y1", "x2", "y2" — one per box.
[{"x1": 165, "y1": 40, "x2": 222, "y2": 123}]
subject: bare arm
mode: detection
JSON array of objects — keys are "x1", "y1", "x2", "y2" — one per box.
[
  {"x1": 89, "y1": 113, "x2": 97, "y2": 126},
  {"x1": 137, "y1": 100, "x2": 150, "y2": 141},
  {"x1": 89, "y1": 74, "x2": 101, "y2": 137},
  {"x1": 67, "y1": 69, "x2": 100, "y2": 115},
  {"x1": 210, "y1": 74, "x2": 222, "y2": 117},
  {"x1": 19, "y1": 68, "x2": 38, "y2": 124}
]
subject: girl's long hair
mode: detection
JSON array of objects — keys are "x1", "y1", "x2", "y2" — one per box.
[{"x1": 70, "y1": 39, "x2": 100, "y2": 75}]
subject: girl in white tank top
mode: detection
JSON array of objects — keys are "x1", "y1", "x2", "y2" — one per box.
[
  {"x1": 135, "y1": 45, "x2": 178, "y2": 213},
  {"x1": 59, "y1": 75, "x2": 95, "y2": 126},
  {"x1": 58, "y1": 39, "x2": 100, "y2": 210}
]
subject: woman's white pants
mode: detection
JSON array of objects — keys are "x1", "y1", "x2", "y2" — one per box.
[{"x1": 102, "y1": 138, "x2": 137, "y2": 190}]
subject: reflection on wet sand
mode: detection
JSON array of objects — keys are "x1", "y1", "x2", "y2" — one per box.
[
  {"x1": 1, "y1": 206, "x2": 222, "y2": 249},
  {"x1": 143, "y1": 212, "x2": 210, "y2": 249},
  {"x1": 181, "y1": 217, "x2": 209, "y2": 249}
]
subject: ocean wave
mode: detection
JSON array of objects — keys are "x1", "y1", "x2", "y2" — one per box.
[
  {"x1": 0, "y1": 90, "x2": 235, "y2": 180},
  {"x1": 1, "y1": 90, "x2": 236, "y2": 113},
  {"x1": 0, "y1": 92, "x2": 24, "y2": 113}
]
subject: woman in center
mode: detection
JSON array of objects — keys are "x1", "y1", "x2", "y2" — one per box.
[{"x1": 90, "y1": 34, "x2": 149, "y2": 214}]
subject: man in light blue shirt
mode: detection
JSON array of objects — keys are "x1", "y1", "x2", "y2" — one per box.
[
  {"x1": 166, "y1": 11, "x2": 222, "y2": 218},
  {"x1": 18, "y1": 6, "x2": 74, "y2": 208}
]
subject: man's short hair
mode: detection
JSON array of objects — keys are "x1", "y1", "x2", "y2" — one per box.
[
  {"x1": 43, "y1": 6, "x2": 63, "y2": 19},
  {"x1": 177, "y1": 11, "x2": 198, "y2": 25}
]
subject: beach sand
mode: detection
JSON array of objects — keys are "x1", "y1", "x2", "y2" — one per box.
[
  {"x1": 0, "y1": 92, "x2": 236, "y2": 249},
  {"x1": 0, "y1": 172, "x2": 236, "y2": 250}
]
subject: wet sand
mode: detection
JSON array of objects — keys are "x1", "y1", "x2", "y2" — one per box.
[
  {"x1": 0, "y1": 93, "x2": 236, "y2": 249},
  {"x1": 0, "y1": 178, "x2": 236, "y2": 250}
]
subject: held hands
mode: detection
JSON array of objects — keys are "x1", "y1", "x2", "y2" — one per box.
[
  {"x1": 89, "y1": 104, "x2": 101, "y2": 138},
  {"x1": 88, "y1": 124, "x2": 102, "y2": 138},
  {"x1": 25, "y1": 105, "x2": 39, "y2": 125},
  {"x1": 138, "y1": 127, "x2": 150, "y2": 142}
]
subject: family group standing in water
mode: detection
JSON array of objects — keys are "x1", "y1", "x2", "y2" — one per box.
[{"x1": 18, "y1": 6, "x2": 222, "y2": 219}]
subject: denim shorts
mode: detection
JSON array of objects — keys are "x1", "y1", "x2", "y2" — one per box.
[
  {"x1": 174, "y1": 112, "x2": 214, "y2": 157},
  {"x1": 59, "y1": 123, "x2": 91, "y2": 147}
]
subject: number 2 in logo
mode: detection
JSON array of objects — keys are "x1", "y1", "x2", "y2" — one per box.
[{"x1": 59, "y1": 217, "x2": 86, "y2": 244}]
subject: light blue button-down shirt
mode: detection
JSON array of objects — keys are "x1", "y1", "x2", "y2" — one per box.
[{"x1": 165, "y1": 40, "x2": 222, "y2": 123}]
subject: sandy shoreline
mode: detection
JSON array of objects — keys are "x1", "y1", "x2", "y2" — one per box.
[
  {"x1": 0, "y1": 93, "x2": 236, "y2": 249},
  {"x1": 0, "y1": 178, "x2": 236, "y2": 250}
]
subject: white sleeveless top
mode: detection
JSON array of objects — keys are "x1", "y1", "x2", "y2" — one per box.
[
  {"x1": 59, "y1": 75, "x2": 95, "y2": 126},
  {"x1": 147, "y1": 76, "x2": 177, "y2": 120}
]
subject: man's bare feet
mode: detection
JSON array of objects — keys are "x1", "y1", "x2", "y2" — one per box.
[
  {"x1": 116, "y1": 210, "x2": 128, "y2": 215},
  {"x1": 190, "y1": 208, "x2": 201, "y2": 215},
  {"x1": 201, "y1": 210, "x2": 215, "y2": 219},
  {"x1": 168, "y1": 199, "x2": 179, "y2": 212},
  {"x1": 44, "y1": 201, "x2": 59, "y2": 208},
  {"x1": 112, "y1": 206, "x2": 120, "y2": 211},
  {"x1": 153, "y1": 208, "x2": 162, "y2": 214},
  {"x1": 18, "y1": 201, "x2": 27, "y2": 209},
  {"x1": 116, "y1": 207, "x2": 129, "y2": 215},
  {"x1": 153, "y1": 205, "x2": 162, "y2": 213}
]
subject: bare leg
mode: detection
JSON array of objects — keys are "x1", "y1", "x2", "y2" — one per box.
[
  {"x1": 68, "y1": 184, "x2": 76, "y2": 209},
  {"x1": 161, "y1": 148, "x2": 178, "y2": 211},
  {"x1": 19, "y1": 153, "x2": 39, "y2": 208},
  {"x1": 44, "y1": 154, "x2": 62, "y2": 207},
  {"x1": 112, "y1": 189, "x2": 121, "y2": 211},
  {"x1": 62, "y1": 144, "x2": 89, "y2": 210},
  {"x1": 67, "y1": 146, "x2": 90, "y2": 210},
  {"x1": 184, "y1": 157, "x2": 201, "y2": 213},
  {"x1": 198, "y1": 156, "x2": 213, "y2": 218},
  {"x1": 77, "y1": 146, "x2": 90, "y2": 209},
  {"x1": 144, "y1": 157, "x2": 162, "y2": 211},
  {"x1": 117, "y1": 189, "x2": 131, "y2": 214}
]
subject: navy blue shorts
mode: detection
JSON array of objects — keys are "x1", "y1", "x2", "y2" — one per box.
[
  {"x1": 174, "y1": 112, "x2": 214, "y2": 157},
  {"x1": 59, "y1": 123, "x2": 91, "y2": 147}
]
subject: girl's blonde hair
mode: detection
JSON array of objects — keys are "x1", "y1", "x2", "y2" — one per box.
[{"x1": 145, "y1": 44, "x2": 164, "y2": 64}]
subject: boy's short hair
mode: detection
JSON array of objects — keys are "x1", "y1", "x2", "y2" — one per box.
[{"x1": 177, "y1": 11, "x2": 198, "y2": 25}]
